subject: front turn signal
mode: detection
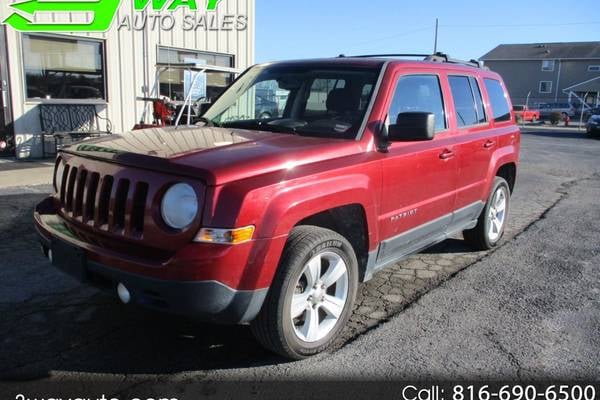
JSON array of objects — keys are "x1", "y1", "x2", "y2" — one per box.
[{"x1": 194, "y1": 226, "x2": 255, "y2": 245}]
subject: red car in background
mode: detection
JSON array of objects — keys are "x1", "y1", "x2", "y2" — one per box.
[{"x1": 513, "y1": 105, "x2": 540, "y2": 122}]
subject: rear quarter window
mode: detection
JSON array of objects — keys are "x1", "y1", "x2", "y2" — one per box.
[{"x1": 484, "y1": 79, "x2": 511, "y2": 123}]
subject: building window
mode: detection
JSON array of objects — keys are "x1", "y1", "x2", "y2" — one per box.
[
  {"x1": 157, "y1": 47, "x2": 234, "y2": 102},
  {"x1": 541, "y1": 60, "x2": 555, "y2": 72},
  {"x1": 23, "y1": 34, "x2": 105, "y2": 100},
  {"x1": 588, "y1": 65, "x2": 600, "y2": 72},
  {"x1": 539, "y1": 81, "x2": 553, "y2": 94}
]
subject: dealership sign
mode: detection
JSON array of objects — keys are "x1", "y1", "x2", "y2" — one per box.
[{"x1": 2, "y1": 0, "x2": 247, "y2": 32}]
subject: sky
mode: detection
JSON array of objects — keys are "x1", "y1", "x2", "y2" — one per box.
[{"x1": 255, "y1": 0, "x2": 600, "y2": 63}]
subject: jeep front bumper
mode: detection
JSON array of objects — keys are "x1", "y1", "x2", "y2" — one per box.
[{"x1": 34, "y1": 197, "x2": 271, "y2": 324}]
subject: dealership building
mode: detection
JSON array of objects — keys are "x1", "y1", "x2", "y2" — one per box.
[{"x1": 0, "y1": 0, "x2": 255, "y2": 159}]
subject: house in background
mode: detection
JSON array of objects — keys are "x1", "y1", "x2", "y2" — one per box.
[{"x1": 480, "y1": 42, "x2": 600, "y2": 109}]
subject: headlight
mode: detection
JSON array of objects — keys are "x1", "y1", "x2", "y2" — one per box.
[
  {"x1": 161, "y1": 183, "x2": 199, "y2": 229},
  {"x1": 54, "y1": 159, "x2": 65, "y2": 193}
]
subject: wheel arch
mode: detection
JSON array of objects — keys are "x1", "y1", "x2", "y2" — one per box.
[
  {"x1": 294, "y1": 204, "x2": 370, "y2": 282},
  {"x1": 251, "y1": 174, "x2": 379, "y2": 291},
  {"x1": 496, "y1": 162, "x2": 517, "y2": 193}
]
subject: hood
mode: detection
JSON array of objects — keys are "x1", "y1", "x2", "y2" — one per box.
[{"x1": 62, "y1": 126, "x2": 364, "y2": 185}]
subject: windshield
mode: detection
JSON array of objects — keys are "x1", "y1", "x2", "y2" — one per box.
[{"x1": 203, "y1": 64, "x2": 381, "y2": 139}]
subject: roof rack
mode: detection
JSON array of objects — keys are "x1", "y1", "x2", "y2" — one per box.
[
  {"x1": 425, "y1": 52, "x2": 484, "y2": 68},
  {"x1": 338, "y1": 52, "x2": 486, "y2": 69},
  {"x1": 338, "y1": 53, "x2": 432, "y2": 59}
]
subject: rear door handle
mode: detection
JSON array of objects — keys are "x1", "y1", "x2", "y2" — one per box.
[
  {"x1": 439, "y1": 149, "x2": 455, "y2": 160},
  {"x1": 484, "y1": 140, "x2": 496, "y2": 149}
]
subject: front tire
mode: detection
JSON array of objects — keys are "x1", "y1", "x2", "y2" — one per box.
[
  {"x1": 463, "y1": 177, "x2": 511, "y2": 250},
  {"x1": 251, "y1": 226, "x2": 358, "y2": 359}
]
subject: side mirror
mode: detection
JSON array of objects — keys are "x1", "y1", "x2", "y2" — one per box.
[{"x1": 388, "y1": 112, "x2": 435, "y2": 141}]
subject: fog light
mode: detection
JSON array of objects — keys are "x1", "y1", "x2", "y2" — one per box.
[
  {"x1": 117, "y1": 283, "x2": 131, "y2": 304},
  {"x1": 194, "y1": 226, "x2": 255, "y2": 245}
]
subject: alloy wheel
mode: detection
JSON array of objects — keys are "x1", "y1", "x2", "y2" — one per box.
[
  {"x1": 290, "y1": 251, "x2": 349, "y2": 343},
  {"x1": 487, "y1": 188, "x2": 507, "y2": 242}
]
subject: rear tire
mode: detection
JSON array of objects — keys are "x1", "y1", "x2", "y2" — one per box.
[
  {"x1": 250, "y1": 226, "x2": 358, "y2": 360},
  {"x1": 463, "y1": 177, "x2": 511, "y2": 250}
]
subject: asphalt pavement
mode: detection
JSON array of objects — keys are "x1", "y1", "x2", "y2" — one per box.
[{"x1": 0, "y1": 127, "x2": 598, "y2": 398}]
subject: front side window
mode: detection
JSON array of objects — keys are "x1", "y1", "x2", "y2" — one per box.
[
  {"x1": 484, "y1": 79, "x2": 511, "y2": 122},
  {"x1": 158, "y1": 47, "x2": 234, "y2": 102},
  {"x1": 23, "y1": 35, "x2": 105, "y2": 100},
  {"x1": 542, "y1": 60, "x2": 555, "y2": 71},
  {"x1": 388, "y1": 74, "x2": 446, "y2": 131},
  {"x1": 204, "y1": 64, "x2": 380, "y2": 139}
]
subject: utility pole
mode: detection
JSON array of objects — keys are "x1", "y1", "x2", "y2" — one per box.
[{"x1": 433, "y1": 18, "x2": 439, "y2": 53}]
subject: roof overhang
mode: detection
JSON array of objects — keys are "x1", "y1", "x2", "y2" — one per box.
[{"x1": 562, "y1": 76, "x2": 600, "y2": 93}]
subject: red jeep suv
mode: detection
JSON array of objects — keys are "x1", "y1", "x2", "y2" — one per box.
[{"x1": 35, "y1": 53, "x2": 520, "y2": 359}]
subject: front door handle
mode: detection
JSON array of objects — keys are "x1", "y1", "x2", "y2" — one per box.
[
  {"x1": 484, "y1": 140, "x2": 496, "y2": 149},
  {"x1": 439, "y1": 149, "x2": 455, "y2": 160}
]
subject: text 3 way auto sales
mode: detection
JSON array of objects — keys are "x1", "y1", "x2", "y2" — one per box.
[{"x1": 2, "y1": 0, "x2": 248, "y2": 32}]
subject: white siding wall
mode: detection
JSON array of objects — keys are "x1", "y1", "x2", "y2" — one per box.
[{"x1": 0, "y1": 0, "x2": 255, "y2": 158}]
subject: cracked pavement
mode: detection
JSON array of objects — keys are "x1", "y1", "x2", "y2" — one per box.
[{"x1": 0, "y1": 128, "x2": 599, "y2": 396}]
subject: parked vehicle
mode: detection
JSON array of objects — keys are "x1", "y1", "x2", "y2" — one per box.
[
  {"x1": 586, "y1": 115, "x2": 600, "y2": 138},
  {"x1": 255, "y1": 96, "x2": 279, "y2": 119},
  {"x1": 538, "y1": 103, "x2": 575, "y2": 120},
  {"x1": 513, "y1": 105, "x2": 540, "y2": 122},
  {"x1": 583, "y1": 106, "x2": 600, "y2": 119},
  {"x1": 35, "y1": 54, "x2": 520, "y2": 359}
]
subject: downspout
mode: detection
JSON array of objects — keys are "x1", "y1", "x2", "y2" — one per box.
[
  {"x1": 554, "y1": 59, "x2": 562, "y2": 103},
  {"x1": 141, "y1": 9, "x2": 149, "y2": 124}
]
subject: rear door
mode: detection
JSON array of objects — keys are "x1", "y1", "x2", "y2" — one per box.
[
  {"x1": 449, "y1": 75, "x2": 495, "y2": 214},
  {"x1": 377, "y1": 71, "x2": 458, "y2": 263}
]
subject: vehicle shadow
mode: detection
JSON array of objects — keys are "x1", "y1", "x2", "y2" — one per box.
[
  {"x1": 0, "y1": 291, "x2": 286, "y2": 381},
  {"x1": 422, "y1": 238, "x2": 476, "y2": 255}
]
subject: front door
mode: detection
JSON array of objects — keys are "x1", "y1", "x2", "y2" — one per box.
[
  {"x1": 0, "y1": 26, "x2": 14, "y2": 157},
  {"x1": 378, "y1": 72, "x2": 458, "y2": 265}
]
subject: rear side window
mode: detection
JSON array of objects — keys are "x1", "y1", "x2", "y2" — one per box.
[
  {"x1": 449, "y1": 76, "x2": 478, "y2": 127},
  {"x1": 470, "y1": 77, "x2": 487, "y2": 124},
  {"x1": 389, "y1": 75, "x2": 446, "y2": 131},
  {"x1": 484, "y1": 79, "x2": 511, "y2": 122}
]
